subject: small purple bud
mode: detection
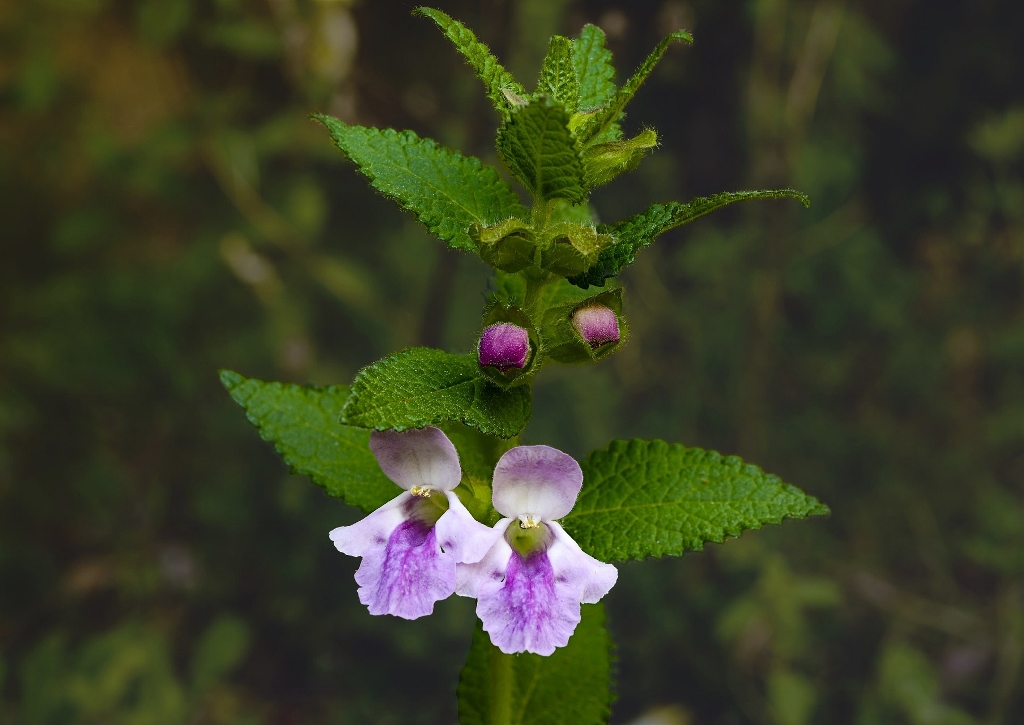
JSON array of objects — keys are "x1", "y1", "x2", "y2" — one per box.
[
  {"x1": 479, "y1": 323, "x2": 530, "y2": 370},
  {"x1": 572, "y1": 305, "x2": 620, "y2": 348}
]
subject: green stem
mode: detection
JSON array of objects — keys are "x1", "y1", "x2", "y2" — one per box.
[
  {"x1": 530, "y1": 196, "x2": 551, "y2": 230},
  {"x1": 490, "y1": 644, "x2": 514, "y2": 725},
  {"x1": 522, "y1": 270, "x2": 554, "y2": 314}
]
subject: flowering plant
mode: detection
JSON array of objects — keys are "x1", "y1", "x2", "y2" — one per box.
[{"x1": 222, "y1": 7, "x2": 827, "y2": 721}]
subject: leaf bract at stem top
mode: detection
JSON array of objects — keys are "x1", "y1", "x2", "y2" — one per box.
[
  {"x1": 313, "y1": 116, "x2": 528, "y2": 253},
  {"x1": 414, "y1": 6, "x2": 527, "y2": 121},
  {"x1": 570, "y1": 188, "x2": 812, "y2": 288}
]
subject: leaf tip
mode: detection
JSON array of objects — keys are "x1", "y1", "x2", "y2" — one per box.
[
  {"x1": 807, "y1": 499, "x2": 831, "y2": 517},
  {"x1": 790, "y1": 189, "x2": 812, "y2": 208},
  {"x1": 670, "y1": 29, "x2": 694, "y2": 44},
  {"x1": 218, "y1": 369, "x2": 245, "y2": 392},
  {"x1": 411, "y1": 6, "x2": 445, "y2": 23}
]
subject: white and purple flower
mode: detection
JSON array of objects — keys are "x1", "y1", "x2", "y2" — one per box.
[
  {"x1": 329, "y1": 427, "x2": 497, "y2": 620},
  {"x1": 457, "y1": 445, "x2": 618, "y2": 655}
]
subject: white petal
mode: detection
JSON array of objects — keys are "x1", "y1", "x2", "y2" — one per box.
[
  {"x1": 491, "y1": 445, "x2": 582, "y2": 520},
  {"x1": 455, "y1": 521, "x2": 513, "y2": 598},
  {"x1": 546, "y1": 522, "x2": 618, "y2": 604},
  {"x1": 435, "y1": 493, "x2": 507, "y2": 564},
  {"x1": 369, "y1": 427, "x2": 462, "y2": 492},
  {"x1": 329, "y1": 493, "x2": 411, "y2": 556}
]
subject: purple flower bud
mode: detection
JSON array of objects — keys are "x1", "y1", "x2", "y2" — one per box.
[
  {"x1": 572, "y1": 305, "x2": 620, "y2": 348},
  {"x1": 479, "y1": 323, "x2": 530, "y2": 370}
]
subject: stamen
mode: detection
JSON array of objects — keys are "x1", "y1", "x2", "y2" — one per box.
[
  {"x1": 410, "y1": 486, "x2": 433, "y2": 498},
  {"x1": 518, "y1": 514, "x2": 541, "y2": 529}
]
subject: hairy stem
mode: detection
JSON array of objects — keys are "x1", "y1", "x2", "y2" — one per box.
[{"x1": 523, "y1": 270, "x2": 555, "y2": 314}]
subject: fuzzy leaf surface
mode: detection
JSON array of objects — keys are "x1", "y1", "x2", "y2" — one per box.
[
  {"x1": 537, "y1": 35, "x2": 579, "y2": 112},
  {"x1": 573, "y1": 25, "x2": 617, "y2": 111},
  {"x1": 414, "y1": 7, "x2": 526, "y2": 119},
  {"x1": 569, "y1": 189, "x2": 811, "y2": 288},
  {"x1": 582, "y1": 129, "x2": 658, "y2": 189},
  {"x1": 314, "y1": 116, "x2": 527, "y2": 252},
  {"x1": 457, "y1": 603, "x2": 613, "y2": 725},
  {"x1": 571, "y1": 24, "x2": 619, "y2": 142},
  {"x1": 578, "y1": 30, "x2": 692, "y2": 145},
  {"x1": 496, "y1": 100, "x2": 586, "y2": 203},
  {"x1": 562, "y1": 439, "x2": 829, "y2": 561},
  {"x1": 341, "y1": 348, "x2": 531, "y2": 439},
  {"x1": 220, "y1": 370, "x2": 394, "y2": 513}
]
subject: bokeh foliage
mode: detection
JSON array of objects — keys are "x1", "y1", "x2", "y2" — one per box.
[{"x1": 1, "y1": 0, "x2": 1023, "y2": 723}]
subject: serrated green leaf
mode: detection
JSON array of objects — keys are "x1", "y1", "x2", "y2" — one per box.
[
  {"x1": 537, "y1": 35, "x2": 579, "y2": 113},
  {"x1": 219, "y1": 370, "x2": 395, "y2": 513},
  {"x1": 340, "y1": 348, "x2": 531, "y2": 439},
  {"x1": 562, "y1": 439, "x2": 829, "y2": 561},
  {"x1": 496, "y1": 99, "x2": 587, "y2": 203},
  {"x1": 313, "y1": 116, "x2": 527, "y2": 252},
  {"x1": 578, "y1": 30, "x2": 693, "y2": 145},
  {"x1": 582, "y1": 129, "x2": 658, "y2": 189},
  {"x1": 457, "y1": 603, "x2": 613, "y2": 725},
  {"x1": 414, "y1": 7, "x2": 526, "y2": 120},
  {"x1": 573, "y1": 25, "x2": 617, "y2": 111},
  {"x1": 572, "y1": 24, "x2": 619, "y2": 143},
  {"x1": 569, "y1": 189, "x2": 811, "y2": 288}
]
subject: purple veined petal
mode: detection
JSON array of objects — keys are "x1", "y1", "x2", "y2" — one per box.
[
  {"x1": 369, "y1": 426, "x2": 462, "y2": 492},
  {"x1": 329, "y1": 493, "x2": 412, "y2": 557},
  {"x1": 353, "y1": 516, "x2": 455, "y2": 619},
  {"x1": 546, "y1": 521, "x2": 618, "y2": 604},
  {"x1": 435, "y1": 493, "x2": 507, "y2": 565},
  {"x1": 572, "y1": 305, "x2": 620, "y2": 348},
  {"x1": 476, "y1": 546, "x2": 582, "y2": 656},
  {"x1": 330, "y1": 493, "x2": 457, "y2": 620},
  {"x1": 454, "y1": 522, "x2": 513, "y2": 598},
  {"x1": 492, "y1": 445, "x2": 583, "y2": 521}
]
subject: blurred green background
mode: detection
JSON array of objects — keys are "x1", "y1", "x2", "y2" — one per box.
[{"x1": 2, "y1": 0, "x2": 1023, "y2": 722}]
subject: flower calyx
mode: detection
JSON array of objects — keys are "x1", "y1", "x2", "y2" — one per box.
[
  {"x1": 538, "y1": 221, "x2": 614, "y2": 277},
  {"x1": 477, "y1": 305, "x2": 539, "y2": 387},
  {"x1": 541, "y1": 287, "x2": 627, "y2": 364},
  {"x1": 582, "y1": 128, "x2": 658, "y2": 189},
  {"x1": 472, "y1": 218, "x2": 538, "y2": 274},
  {"x1": 479, "y1": 323, "x2": 529, "y2": 370},
  {"x1": 572, "y1": 305, "x2": 620, "y2": 348}
]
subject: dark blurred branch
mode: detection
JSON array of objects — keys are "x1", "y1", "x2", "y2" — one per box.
[{"x1": 852, "y1": 572, "x2": 988, "y2": 643}]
